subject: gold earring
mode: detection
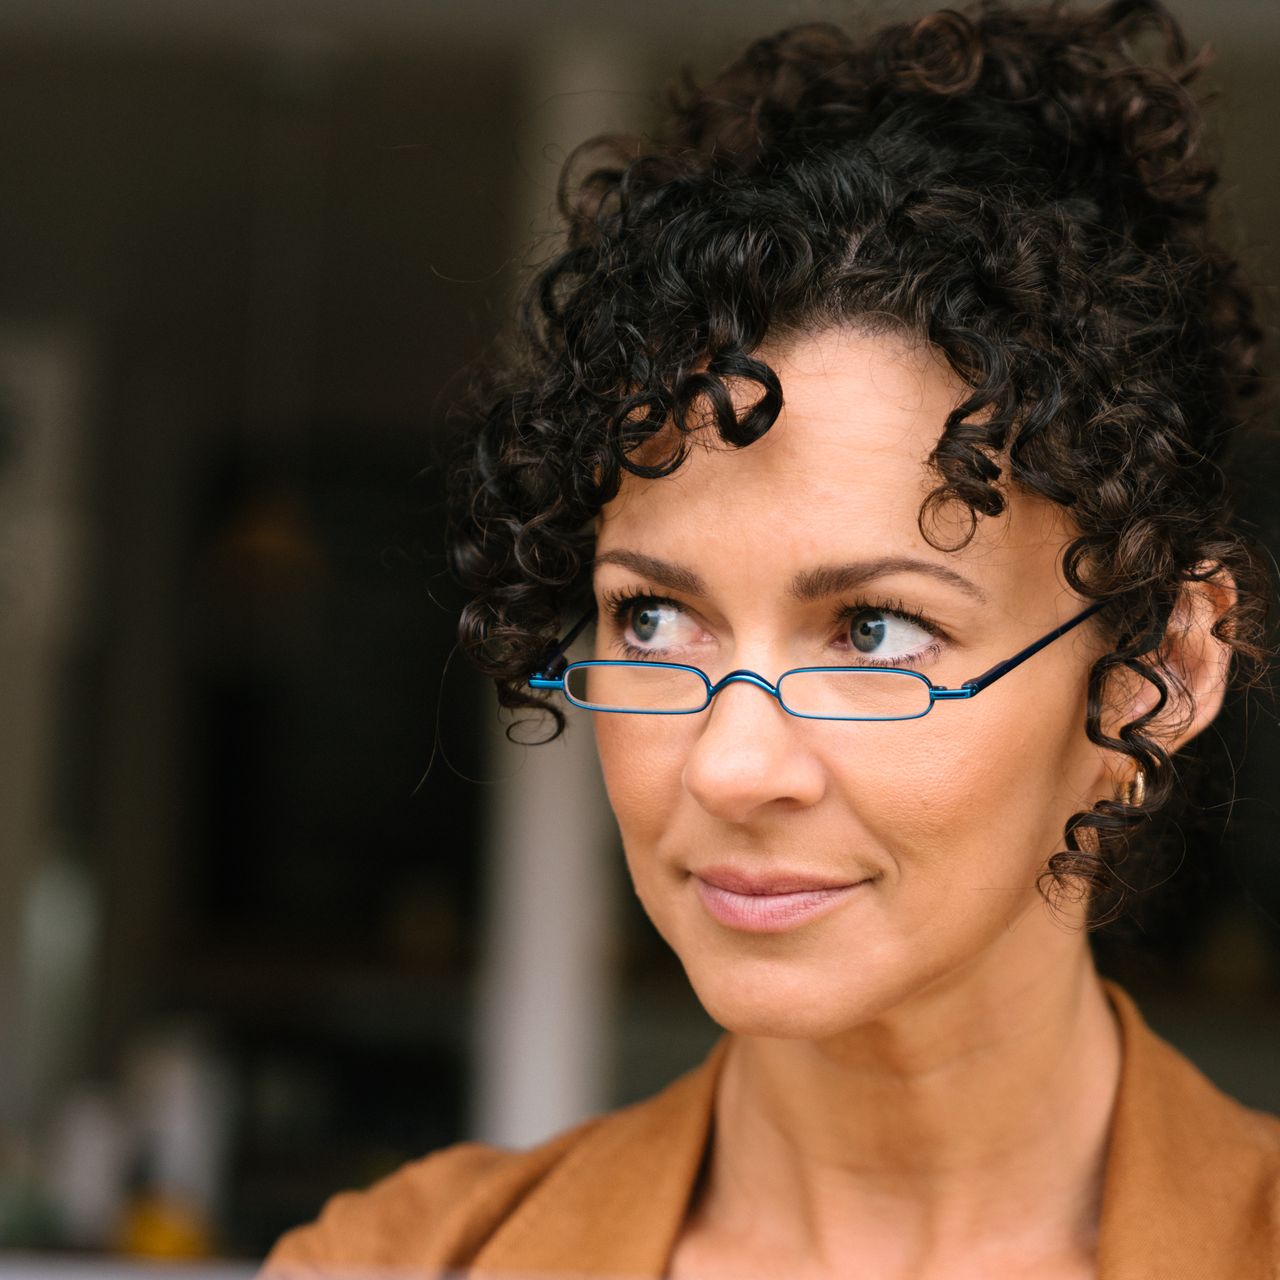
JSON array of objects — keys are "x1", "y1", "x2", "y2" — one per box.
[{"x1": 1120, "y1": 768, "x2": 1147, "y2": 807}]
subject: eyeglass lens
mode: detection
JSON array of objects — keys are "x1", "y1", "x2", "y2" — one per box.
[{"x1": 563, "y1": 663, "x2": 932, "y2": 719}]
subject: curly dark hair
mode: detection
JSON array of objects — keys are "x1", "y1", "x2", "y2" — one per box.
[{"x1": 447, "y1": 0, "x2": 1273, "y2": 927}]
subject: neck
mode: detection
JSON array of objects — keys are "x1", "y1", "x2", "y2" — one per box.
[{"x1": 696, "y1": 946, "x2": 1122, "y2": 1275}]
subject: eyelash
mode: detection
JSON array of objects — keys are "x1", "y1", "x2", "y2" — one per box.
[
  {"x1": 599, "y1": 587, "x2": 949, "y2": 669},
  {"x1": 834, "y1": 595, "x2": 946, "y2": 669},
  {"x1": 600, "y1": 586, "x2": 679, "y2": 661}
]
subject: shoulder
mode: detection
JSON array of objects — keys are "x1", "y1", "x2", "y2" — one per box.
[
  {"x1": 260, "y1": 1119, "x2": 600, "y2": 1275},
  {"x1": 1098, "y1": 981, "x2": 1280, "y2": 1276},
  {"x1": 260, "y1": 1036, "x2": 728, "y2": 1277},
  {"x1": 1110, "y1": 979, "x2": 1280, "y2": 1156}
]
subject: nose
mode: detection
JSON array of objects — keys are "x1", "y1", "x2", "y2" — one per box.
[{"x1": 681, "y1": 674, "x2": 827, "y2": 824}]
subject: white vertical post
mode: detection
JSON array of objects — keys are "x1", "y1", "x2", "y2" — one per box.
[
  {"x1": 473, "y1": 726, "x2": 618, "y2": 1148},
  {"x1": 0, "y1": 330, "x2": 89, "y2": 1140},
  {"x1": 470, "y1": 34, "x2": 649, "y2": 1148}
]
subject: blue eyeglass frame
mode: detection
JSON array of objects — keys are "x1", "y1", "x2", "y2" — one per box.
[{"x1": 526, "y1": 597, "x2": 1108, "y2": 722}]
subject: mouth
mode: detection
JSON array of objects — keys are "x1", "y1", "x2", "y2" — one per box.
[{"x1": 691, "y1": 865, "x2": 872, "y2": 933}]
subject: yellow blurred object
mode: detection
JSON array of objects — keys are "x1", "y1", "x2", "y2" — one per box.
[{"x1": 115, "y1": 1192, "x2": 213, "y2": 1259}]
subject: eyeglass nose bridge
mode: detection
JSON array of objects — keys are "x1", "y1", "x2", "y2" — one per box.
[{"x1": 704, "y1": 668, "x2": 784, "y2": 707}]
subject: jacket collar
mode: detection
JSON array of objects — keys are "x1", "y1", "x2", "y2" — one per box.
[
  {"x1": 472, "y1": 1034, "x2": 727, "y2": 1276},
  {"x1": 474, "y1": 980, "x2": 1279, "y2": 1277},
  {"x1": 1095, "y1": 982, "x2": 1280, "y2": 1278}
]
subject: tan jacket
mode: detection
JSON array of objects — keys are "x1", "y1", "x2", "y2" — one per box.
[{"x1": 264, "y1": 981, "x2": 1280, "y2": 1278}]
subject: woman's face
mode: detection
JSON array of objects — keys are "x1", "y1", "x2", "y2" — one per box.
[{"x1": 590, "y1": 327, "x2": 1116, "y2": 1040}]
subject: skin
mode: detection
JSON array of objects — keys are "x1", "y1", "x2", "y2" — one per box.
[{"x1": 587, "y1": 327, "x2": 1234, "y2": 1279}]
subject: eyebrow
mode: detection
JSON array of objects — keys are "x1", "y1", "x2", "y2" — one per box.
[
  {"x1": 593, "y1": 549, "x2": 988, "y2": 604},
  {"x1": 593, "y1": 549, "x2": 708, "y2": 595},
  {"x1": 791, "y1": 558, "x2": 989, "y2": 605}
]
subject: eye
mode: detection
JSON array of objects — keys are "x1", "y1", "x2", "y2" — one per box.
[
  {"x1": 603, "y1": 591, "x2": 702, "y2": 657},
  {"x1": 842, "y1": 605, "x2": 937, "y2": 663},
  {"x1": 631, "y1": 600, "x2": 677, "y2": 646}
]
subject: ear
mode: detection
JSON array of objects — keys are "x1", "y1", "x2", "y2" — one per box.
[{"x1": 1105, "y1": 564, "x2": 1238, "y2": 761}]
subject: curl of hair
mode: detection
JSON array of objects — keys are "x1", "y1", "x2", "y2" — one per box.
[{"x1": 448, "y1": 0, "x2": 1273, "y2": 927}]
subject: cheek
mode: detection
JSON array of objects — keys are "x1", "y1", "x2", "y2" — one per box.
[
  {"x1": 591, "y1": 714, "x2": 684, "y2": 841},
  {"x1": 839, "y1": 681, "x2": 1101, "y2": 895},
  {"x1": 591, "y1": 716, "x2": 691, "y2": 940}
]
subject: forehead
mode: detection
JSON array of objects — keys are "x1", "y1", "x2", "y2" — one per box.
[{"x1": 595, "y1": 327, "x2": 1073, "y2": 594}]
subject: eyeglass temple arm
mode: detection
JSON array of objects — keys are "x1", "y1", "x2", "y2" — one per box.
[
  {"x1": 961, "y1": 598, "x2": 1107, "y2": 695},
  {"x1": 530, "y1": 606, "x2": 597, "y2": 683}
]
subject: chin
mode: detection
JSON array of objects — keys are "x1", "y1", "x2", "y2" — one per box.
[{"x1": 679, "y1": 953, "x2": 890, "y2": 1041}]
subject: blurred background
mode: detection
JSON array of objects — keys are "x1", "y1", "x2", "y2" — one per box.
[{"x1": 1, "y1": 0, "x2": 1279, "y2": 1265}]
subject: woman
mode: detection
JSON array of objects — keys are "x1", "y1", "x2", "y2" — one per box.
[{"x1": 265, "y1": 0, "x2": 1280, "y2": 1276}]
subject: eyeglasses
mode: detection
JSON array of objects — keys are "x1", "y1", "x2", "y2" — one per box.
[{"x1": 527, "y1": 598, "x2": 1106, "y2": 721}]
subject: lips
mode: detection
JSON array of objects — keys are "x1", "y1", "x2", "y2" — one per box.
[
  {"x1": 691, "y1": 865, "x2": 871, "y2": 932},
  {"x1": 693, "y1": 865, "x2": 864, "y2": 895}
]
